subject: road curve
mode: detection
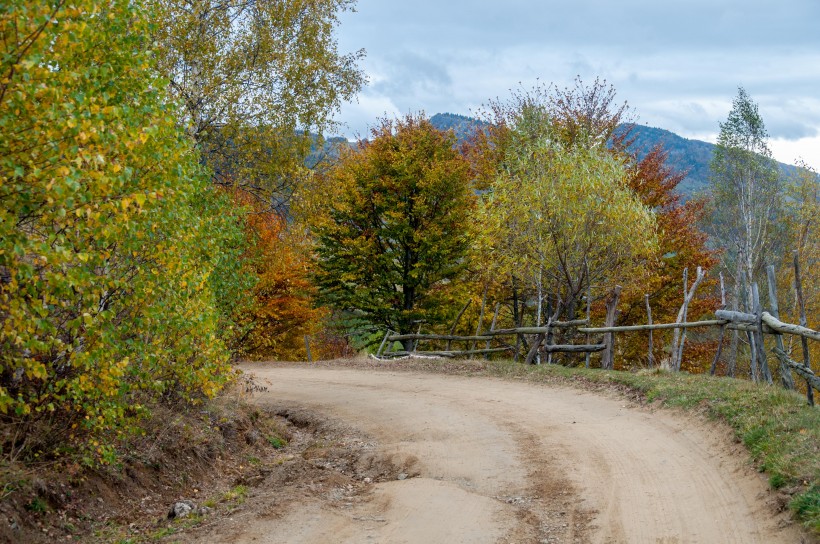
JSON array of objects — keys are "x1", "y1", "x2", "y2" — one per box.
[{"x1": 238, "y1": 365, "x2": 803, "y2": 544}]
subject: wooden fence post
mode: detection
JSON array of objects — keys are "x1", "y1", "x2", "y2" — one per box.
[
  {"x1": 447, "y1": 300, "x2": 471, "y2": 351},
  {"x1": 376, "y1": 331, "x2": 391, "y2": 358},
  {"x1": 584, "y1": 279, "x2": 592, "y2": 369},
  {"x1": 304, "y1": 335, "x2": 312, "y2": 362},
  {"x1": 645, "y1": 294, "x2": 654, "y2": 369},
  {"x1": 485, "y1": 303, "x2": 500, "y2": 361},
  {"x1": 794, "y1": 251, "x2": 815, "y2": 406},
  {"x1": 601, "y1": 286, "x2": 622, "y2": 370},
  {"x1": 471, "y1": 288, "x2": 488, "y2": 352},
  {"x1": 767, "y1": 265, "x2": 795, "y2": 389},
  {"x1": 710, "y1": 272, "x2": 727, "y2": 376},
  {"x1": 671, "y1": 267, "x2": 706, "y2": 371},
  {"x1": 752, "y1": 283, "x2": 773, "y2": 384}
]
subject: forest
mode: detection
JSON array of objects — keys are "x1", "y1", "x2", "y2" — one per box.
[{"x1": 1, "y1": 0, "x2": 819, "y2": 475}]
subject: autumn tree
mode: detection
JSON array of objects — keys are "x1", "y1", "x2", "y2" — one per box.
[
  {"x1": 1, "y1": 0, "x2": 246, "y2": 461},
  {"x1": 231, "y1": 191, "x2": 329, "y2": 361},
  {"x1": 312, "y1": 115, "x2": 475, "y2": 349},
  {"x1": 151, "y1": 0, "x2": 365, "y2": 356},
  {"x1": 471, "y1": 79, "x2": 718, "y2": 370},
  {"x1": 480, "y1": 102, "x2": 658, "y2": 324},
  {"x1": 777, "y1": 162, "x2": 820, "y2": 392},
  {"x1": 151, "y1": 0, "x2": 366, "y2": 208}
]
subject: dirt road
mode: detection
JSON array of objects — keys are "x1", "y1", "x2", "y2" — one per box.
[{"x1": 227, "y1": 365, "x2": 803, "y2": 543}]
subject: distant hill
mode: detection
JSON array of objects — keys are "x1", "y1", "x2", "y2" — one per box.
[
  {"x1": 619, "y1": 124, "x2": 716, "y2": 195},
  {"x1": 428, "y1": 113, "x2": 800, "y2": 198},
  {"x1": 429, "y1": 113, "x2": 488, "y2": 142}
]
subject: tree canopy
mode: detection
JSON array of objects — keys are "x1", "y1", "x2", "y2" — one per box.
[
  {"x1": 312, "y1": 115, "x2": 475, "y2": 344},
  {"x1": 152, "y1": 0, "x2": 366, "y2": 208}
]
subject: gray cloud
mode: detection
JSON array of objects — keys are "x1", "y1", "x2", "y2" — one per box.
[{"x1": 334, "y1": 0, "x2": 820, "y2": 165}]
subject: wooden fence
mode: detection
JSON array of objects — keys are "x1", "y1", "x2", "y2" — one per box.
[{"x1": 375, "y1": 259, "x2": 819, "y2": 406}]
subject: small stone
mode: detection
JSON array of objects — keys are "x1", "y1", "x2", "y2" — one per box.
[
  {"x1": 397, "y1": 473, "x2": 407, "y2": 481},
  {"x1": 168, "y1": 500, "x2": 195, "y2": 519},
  {"x1": 363, "y1": 477, "x2": 372, "y2": 484}
]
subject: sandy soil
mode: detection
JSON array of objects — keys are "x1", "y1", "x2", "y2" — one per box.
[{"x1": 196, "y1": 364, "x2": 806, "y2": 544}]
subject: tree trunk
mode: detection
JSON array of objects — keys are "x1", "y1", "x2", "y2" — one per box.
[
  {"x1": 601, "y1": 286, "x2": 622, "y2": 370},
  {"x1": 766, "y1": 265, "x2": 795, "y2": 389},
  {"x1": 752, "y1": 283, "x2": 773, "y2": 384},
  {"x1": 794, "y1": 251, "x2": 815, "y2": 406}
]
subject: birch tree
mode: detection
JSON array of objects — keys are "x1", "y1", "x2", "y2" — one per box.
[
  {"x1": 481, "y1": 104, "x2": 658, "y2": 321},
  {"x1": 709, "y1": 88, "x2": 783, "y2": 307}
]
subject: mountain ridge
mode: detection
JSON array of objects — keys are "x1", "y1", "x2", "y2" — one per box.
[{"x1": 428, "y1": 113, "x2": 800, "y2": 196}]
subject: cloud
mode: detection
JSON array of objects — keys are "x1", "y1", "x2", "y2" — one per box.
[{"x1": 333, "y1": 0, "x2": 820, "y2": 168}]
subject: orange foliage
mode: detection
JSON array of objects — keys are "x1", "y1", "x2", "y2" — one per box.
[
  {"x1": 233, "y1": 192, "x2": 334, "y2": 361},
  {"x1": 613, "y1": 142, "x2": 720, "y2": 371}
]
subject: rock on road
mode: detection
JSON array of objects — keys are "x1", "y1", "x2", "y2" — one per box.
[{"x1": 232, "y1": 365, "x2": 805, "y2": 544}]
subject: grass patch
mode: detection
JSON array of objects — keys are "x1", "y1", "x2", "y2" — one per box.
[
  {"x1": 478, "y1": 360, "x2": 820, "y2": 533},
  {"x1": 266, "y1": 435, "x2": 287, "y2": 449},
  {"x1": 221, "y1": 484, "x2": 248, "y2": 504}
]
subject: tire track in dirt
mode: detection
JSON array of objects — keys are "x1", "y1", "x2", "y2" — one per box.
[{"x1": 218, "y1": 365, "x2": 806, "y2": 544}]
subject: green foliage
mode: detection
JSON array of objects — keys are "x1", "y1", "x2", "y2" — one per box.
[
  {"x1": 0, "y1": 0, "x2": 244, "y2": 462},
  {"x1": 312, "y1": 115, "x2": 476, "y2": 339},
  {"x1": 152, "y1": 0, "x2": 366, "y2": 206},
  {"x1": 791, "y1": 485, "x2": 820, "y2": 532}
]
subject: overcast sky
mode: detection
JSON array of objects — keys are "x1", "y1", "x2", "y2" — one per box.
[{"x1": 333, "y1": 0, "x2": 820, "y2": 170}]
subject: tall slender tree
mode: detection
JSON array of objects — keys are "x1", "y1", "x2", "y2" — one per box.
[
  {"x1": 708, "y1": 87, "x2": 784, "y2": 378},
  {"x1": 710, "y1": 88, "x2": 783, "y2": 305}
]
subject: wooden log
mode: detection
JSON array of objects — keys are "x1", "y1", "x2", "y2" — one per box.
[
  {"x1": 794, "y1": 251, "x2": 814, "y2": 406},
  {"x1": 772, "y1": 347, "x2": 820, "y2": 393},
  {"x1": 715, "y1": 309, "x2": 757, "y2": 324},
  {"x1": 645, "y1": 294, "x2": 654, "y2": 369},
  {"x1": 543, "y1": 343, "x2": 607, "y2": 353},
  {"x1": 601, "y1": 286, "x2": 622, "y2": 370},
  {"x1": 767, "y1": 265, "x2": 795, "y2": 390},
  {"x1": 761, "y1": 312, "x2": 820, "y2": 342},
  {"x1": 384, "y1": 347, "x2": 512, "y2": 358},
  {"x1": 388, "y1": 333, "x2": 493, "y2": 342},
  {"x1": 486, "y1": 321, "x2": 589, "y2": 336},
  {"x1": 579, "y1": 320, "x2": 726, "y2": 333}
]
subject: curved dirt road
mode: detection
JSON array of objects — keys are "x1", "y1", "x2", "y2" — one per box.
[{"x1": 233, "y1": 365, "x2": 803, "y2": 544}]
